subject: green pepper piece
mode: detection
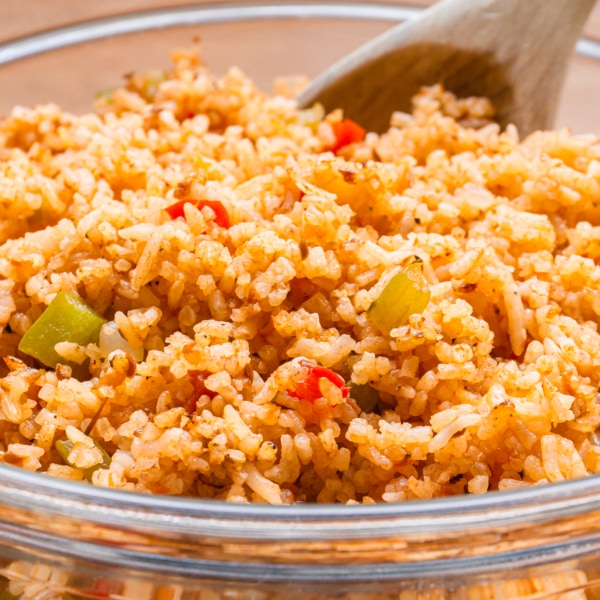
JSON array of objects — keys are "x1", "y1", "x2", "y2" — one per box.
[
  {"x1": 55, "y1": 439, "x2": 74, "y2": 464},
  {"x1": 55, "y1": 438, "x2": 111, "y2": 482},
  {"x1": 367, "y1": 262, "x2": 430, "y2": 335},
  {"x1": 349, "y1": 383, "x2": 380, "y2": 413},
  {"x1": 18, "y1": 290, "x2": 106, "y2": 369},
  {"x1": 95, "y1": 87, "x2": 116, "y2": 104}
]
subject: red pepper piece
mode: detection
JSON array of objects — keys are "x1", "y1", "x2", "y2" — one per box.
[
  {"x1": 89, "y1": 579, "x2": 110, "y2": 598},
  {"x1": 82, "y1": 578, "x2": 123, "y2": 598},
  {"x1": 165, "y1": 199, "x2": 231, "y2": 228},
  {"x1": 330, "y1": 118, "x2": 366, "y2": 153},
  {"x1": 288, "y1": 361, "x2": 349, "y2": 403},
  {"x1": 185, "y1": 370, "x2": 217, "y2": 414}
]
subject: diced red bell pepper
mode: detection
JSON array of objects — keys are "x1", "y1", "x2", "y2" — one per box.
[
  {"x1": 185, "y1": 370, "x2": 218, "y2": 414},
  {"x1": 89, "y1": 579, "x2": 110, "y2": 598},
  {"x1": 330, "y1": 118, "x2": 366, "y2": 153},
  {"x1": 81, "y1": 578, "x2": 120, "y2": 598},
  {"x1": 165, "y1": 199, "x2": 231, "y2": 228},
  {"x1": 288, "y1": 361, "x2": 349, "y2": 403}
]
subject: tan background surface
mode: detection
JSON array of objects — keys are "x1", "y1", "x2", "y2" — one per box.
[
  {"x1": 2, "y1": 0, "x2": 600, "y2": 40},
  {"x1": 1, "y1": 1, "x2": 600, "y2": 133}
]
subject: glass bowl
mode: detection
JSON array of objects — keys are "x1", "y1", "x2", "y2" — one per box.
[{"x1": 1, "y1": 2, "x2": 600, "y2": 599}]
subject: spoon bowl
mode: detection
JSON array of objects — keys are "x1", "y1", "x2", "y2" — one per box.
[{"x1": 297, "y1": 0, "x2": 597, "y2": 134}]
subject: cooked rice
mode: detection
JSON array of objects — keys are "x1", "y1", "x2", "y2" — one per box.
[{"x1": 0, "y1": 47, "x2": 599, "y2": 509}]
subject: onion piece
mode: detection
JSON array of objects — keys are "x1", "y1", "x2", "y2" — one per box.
[{"x1": 98, "y1": 321, "x2": 144, "y2": 363}]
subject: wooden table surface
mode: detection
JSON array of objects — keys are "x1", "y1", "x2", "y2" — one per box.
[{"x1": 1, "y1": 0, "x2": 600, "y2": 134}]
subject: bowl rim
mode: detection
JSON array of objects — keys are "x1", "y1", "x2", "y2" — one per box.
[
  {"x1": 3, "y1": 462, "x2": 600, "y2": 582},
  {"x1": 2, "y1": 460, "x2": 600, "y2": 533},
  {"x1": 1, "y1": 1, "x2": 599, "y2": 65},
  {"x1": 0, "y1": 2, "x2": 421, "y2": 65}
]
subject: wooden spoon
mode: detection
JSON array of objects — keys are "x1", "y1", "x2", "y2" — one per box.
[{"x1": 296, "y1": 0, "x2": 596, "y2": 135}]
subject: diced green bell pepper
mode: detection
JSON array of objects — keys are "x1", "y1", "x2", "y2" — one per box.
[
  {"x1": 368, "y1": 262, "x2": 430, "y2": 335},
  {"x1": 55, "y1": 438, "x2": 111, "y2": 481},
  {"x1": 18, "y1": 290, "x2": 106, "y2": 369},
  {"x1": 349, "y1": 382, "x2": 380, "y2": 413}
]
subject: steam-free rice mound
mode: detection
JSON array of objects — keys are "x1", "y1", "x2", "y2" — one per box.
[{"x1": 1, "y1": 48, "x2": 600, "y2": 504}]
